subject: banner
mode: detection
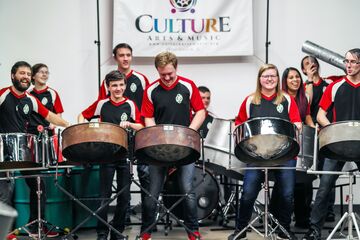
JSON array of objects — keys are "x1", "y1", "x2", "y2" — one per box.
[{"x1": 113, "y1": 0, "x2": 253, "y2": 57}]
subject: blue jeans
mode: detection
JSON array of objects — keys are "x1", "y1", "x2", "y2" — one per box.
[
  {"x1": 236, "y1": 159, "x2": 296, "y2": 231},
  {"x1": 141, "y1": 163, "x2": 198, "y2": 233},
  {"x1": 310, "y1": 158, "x2": 360, "y2": 231}
]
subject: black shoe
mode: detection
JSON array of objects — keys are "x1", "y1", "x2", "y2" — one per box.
[
  {"x1": 97, "y1": 233, "x2": 108, "y2": 240},
  {"x1": 325, "y1": 212, "x2": 335, "y2": 222},
  {"x1": 302, "y1": 228, "x2": 321, "y2": 240},
  {"x1": 228, "y1": 230, "x2": 247, "y2": 240},
  {"x1": 277, "y1": 230, "x2": 298, "y2": 240}
]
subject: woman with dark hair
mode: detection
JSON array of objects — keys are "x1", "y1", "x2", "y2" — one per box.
[{"x1": 281, "y1": 67, "x2": 315, "y2": 229}]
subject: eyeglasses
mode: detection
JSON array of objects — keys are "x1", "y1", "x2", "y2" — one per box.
[
  {"x1": 38, "y1": 71, "x2": 50, "y2": 75},
  {"x1": 261, "y1": 75, "x2": 278, "y2": 79},
  {"x1": 343, "y1": 59, "x2": 360, "y2": 65}
]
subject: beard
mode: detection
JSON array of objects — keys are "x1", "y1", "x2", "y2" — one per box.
[{"x1": 12, "y1": 77, "x2": 30, "y2": 92}]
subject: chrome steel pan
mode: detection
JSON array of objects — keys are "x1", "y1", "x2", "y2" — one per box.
[
  {"x1": 234, "y1": 117, "x2": 299, "y2": 166},
  {"x1": 319, "y1": 121, "x2": 360, "y2": 161}
]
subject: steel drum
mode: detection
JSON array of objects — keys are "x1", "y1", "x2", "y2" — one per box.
[
  {"x1": 297, "y1": 125, "x2": 316, "y2": 171},
  {"x1": 163, "y1": 165, "x2": 219, "y2": 221},
  {"x1": 62, "y1": 122, "x2": 128, "y2": 163},
  {"x1": 45, "y1": 135, "x2": 76, "y2": 168},
  {"x1": 135, "y1": 125, "x2": 200, "y2": 166},
  {"x1": 319, "y1": 121, "x2": 360, "y2": 161},
  {"x1": 203, "y1": 118, "x2": 245, "y2": 180},
  {"x1": 234, "y1": 117, "x2": 300, "y2": 166},
  {"x1": 0, "y1": 133, "x2": 40, "y2": 171},
  {"x1": 0, "y1": 201, "x2": 17, "y2": 240}
]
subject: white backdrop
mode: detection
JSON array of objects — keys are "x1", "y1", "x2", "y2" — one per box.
[{"x1": 0, "y1": 0, "x2": 359, "y2": 203}]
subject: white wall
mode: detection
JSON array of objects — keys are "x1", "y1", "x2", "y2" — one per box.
[{"x1": 1, "y1": 0, "x2": 360, "y2": 202}]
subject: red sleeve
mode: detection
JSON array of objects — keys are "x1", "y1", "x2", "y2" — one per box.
[
  {"x1": 141, "y1": 87, "x2": 154, "y2": 118},
  {"x1": 190, "y1": 81, "x2": 205, "y2": 112},
  {"x1": 97, "y1": 79, "x2": 108, "y2": 100},
  {"x1": 81, "y1": 100, "x2": 100, "y2": 120},
  {"x1": 53, "y1": 91, "x2": 64, "y2": 114},
  {"x1": 288, "y1": 96, "x2": 302, "y2": 123},
  {"x1": 318, "y1": 82, "x2": 334, "y2": 112},
  {"x1": 235, "y1": 97, "x2": 249, "y2": 126},
  {"x1": 34, "y1": 98, "x2": 50, "y2": 118}
]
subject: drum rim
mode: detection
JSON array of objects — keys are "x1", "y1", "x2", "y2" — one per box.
[
  {"x1": 61, "y1": 122, "x2": 126, "y2": 134},
  {"x1": 236, "y1": 116, "x2": 295, "y2": 128},
  {"x1": 320, "y1": 120, "x2": 360, "y2": 131},
  {"x1": 135, "y1": 124, "x2": 200, "y2": 136},
  {"x1": 0, "y1": 132, "x2": 37, "y2": 137}
]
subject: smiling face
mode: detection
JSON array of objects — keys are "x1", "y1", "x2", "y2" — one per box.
[
  {"x1": 11, "y1": 66, "x2": 32, "y2": 92},
  {"x1": 109, "y1": 79, "x2": 126, "y2": 102},
  {"x1": 286, "y1": 69, "x2": 301, "y2": 93},
  {"x1": 157, "y1": 63, "x2": 177, "y2": 87},
  {"x1": 33, "y1": 66, "x2": 49, "y2": 86},
  {"x1": 259, "y1": 68, "x2": 278, "y2": 95}
]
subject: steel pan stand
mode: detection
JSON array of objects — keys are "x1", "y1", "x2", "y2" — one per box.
[
  {"x1": 133, "y1": 134, "x2": 207, "y2": 240},
  {"x1": 326, "y1": 171, "x2": 360, "y2": 240},
  {"x1": 232, "y1": 168, "x2": 291, "y2": 240}
]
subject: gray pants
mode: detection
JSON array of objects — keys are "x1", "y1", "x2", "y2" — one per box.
[{"x1": 0, "y1": 172, "x2": 14, "y2": 205}]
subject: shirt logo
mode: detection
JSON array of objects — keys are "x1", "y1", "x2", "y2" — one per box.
[
  {"x1": 121, "y1": 113, "x2": 128, "y2": 121},
  {"x1": 41, "y1": 97, "x2": 48, "y2": 105},
  {"x1": 276, "y1": 104, "x2": 284, "y2": 113},
  {"x1": 23, "y1": 104, "x2": 30, "y2": 115},
  {"x1": 175, "y1": 94, "x2": 183, "y2": 104},
  {"x1": 130, "y1": 83, "x2": 137, "y2": 93}
]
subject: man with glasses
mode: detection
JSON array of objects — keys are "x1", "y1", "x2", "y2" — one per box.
[{"x1": 302, "y1": 48, "x2": 360, "y2": 240}]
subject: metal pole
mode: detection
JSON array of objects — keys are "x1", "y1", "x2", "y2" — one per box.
[
  {"x1": 95, "y1": 0, "x2": 101, "y2": 90},
  {"x1": 265, "y1": 0, "x2": 270, "y2": 63}
]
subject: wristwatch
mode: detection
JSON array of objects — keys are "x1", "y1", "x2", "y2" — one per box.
[{"x1": 305, "y1": 80, "x2": 313, "y2": 85}]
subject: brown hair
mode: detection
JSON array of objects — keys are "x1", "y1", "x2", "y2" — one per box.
[{"x1": 154, "y1": 51, "x2": 178, "y2": 69}]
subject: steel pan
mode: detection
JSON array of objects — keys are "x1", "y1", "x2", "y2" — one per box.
[
  {"x1": 135, "y1": 125, "x2": 200, "y2": 166},
  {"x1": 234, "y1": 117, "x2": 300, "y2": 166},
  {"x1": 319, "y1": 121, "x2": 360, "y2": 161},
  {"x1": 163, "y1": 165, "x2": 219, "y2": 221},
  {"x1": 45, "y1": 135, "x2": 76, "y2": 168},
  {"x1": 62, "y1": 122, "x2": 128, "y2": 163},
  {"x1": 0, "y1": 133, "x2": 40, "y2": 171},
  {"x1": 203, "y1": 118, "x2": 245, "y2": 180},
  {"x1": 297, "y1": 125, "x2": 316, "y2": 170}
]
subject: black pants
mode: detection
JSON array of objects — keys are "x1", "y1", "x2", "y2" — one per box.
[{"x1": 97, "y1": 163, "x2": 131, "y2": 237}]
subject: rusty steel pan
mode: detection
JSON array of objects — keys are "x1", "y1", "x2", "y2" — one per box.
[
  {"x1": 135, "y1": 125, "x2": 200, "y2": 166},
  {"x1": 62, "y1": 122, "x2": 128, "y2": 163},
  {"x1": 319, "y1": 121, "x2": 360, "y2": 161},
  {"x1": 234, "y1": 117, "x2": 300, "y2": 166}
]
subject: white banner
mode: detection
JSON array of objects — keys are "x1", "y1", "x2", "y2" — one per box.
[{"x1": 113, "y1": 0, "x2": 253, "y2": 57}]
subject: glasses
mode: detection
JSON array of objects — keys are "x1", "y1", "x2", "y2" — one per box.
[
  {"x1": 343, "y1": 59, "x2": 360, "y2": 65},
  {"x1": 38, "y1": 71, "x2": 50, "y2": 75},
  {"x1": 261, "y1": 75, "x2": 278, "y2": 79}
]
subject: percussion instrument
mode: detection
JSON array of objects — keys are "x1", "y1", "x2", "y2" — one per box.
[
  {"x1": 234, "y1": 117, "x2": 300, "y2": 166},
  {"x1": 45, "y1": 135, "x2": 75, "y2": 168},
  {"x1": 62, "y1": 122, "x2": 128, "y2": 163},
  {"x1": 202, "y1": 118, "x2": 245, "y2": 180},
  {"x1": 163, "y1": 165, "x2": 219, "y2": 221},
  {"x1": 135, "y1": 125, "x2": 200, "y2": 166},
  {"x1": 0, "y1": 133, "x2": 40, "y2": 171},
  {"x1": 0, "y1": 201, "x2": 17, "y2": 240},
  {"x1": 319, "y1": 121, "x2": 360, "y2": 161},
  {"x1": 297, "y1": 125, "x2": 316, "y2": 171}
]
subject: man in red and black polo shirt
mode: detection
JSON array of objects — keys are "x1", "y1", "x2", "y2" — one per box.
[
  {"x1": 139, "y1": 52, "x2": 205, "y2": 240},
  {"x1": 303, "y1": 48, "x2": 360, "y2": 240},
  {"x1": 98, "y1": 43, "x2": 150, "y2": 225},
  {"x1": 79, "y1": 70, "x2": 143, "y2": 240},
  {"x1": 0, "y1": 61, "x2": 69, "y2": 240}
]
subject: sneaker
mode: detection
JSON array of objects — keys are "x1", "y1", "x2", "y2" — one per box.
[
  {"x1": 188, "y1": 231, "x2": 202, "y2": 240},
  {"x1": 302, "y1": 228, "x2": 321, "y2": 240},
  {"x1": 140, "y1": 232, "x2": 151, "y2": 240},
  {"x1": 228, "y1": 230, "x2": 247, "y2": 240},
  {"x1": 6, "y1": 234, "x2": 17, "y2": 240},
  {"x1": 277, "y1": 231, "x2": 298, "y2": 240}
]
